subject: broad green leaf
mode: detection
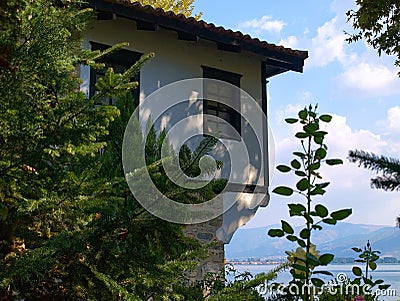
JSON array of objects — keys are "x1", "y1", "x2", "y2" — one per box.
[
  {"x1": 306, "y1": 253, "x2": 319, "y2": 266},
  {"x1": 315, "y1": 204, "x2": 328, "y2": 218},
  {"x1": 293, "y1": 151, "x2": 306, "y2": 159},
  {"x1": 304, "y1": 123, "x2": 319, "y2": 134},
  {"x1": 300, "y1": 228, "x2": 310, "y2": 239},
  {"x1": 330, "y1": 208, "x2": 352, "y2": 220},
  {"x1": 319, "y1": 182, "x2": 330, "y2": 188},
  {"x1": 289, "y1": 210, "x2": 302, "y2": 217},
  {"x1": 378, "y1": 284, "x2": 391, "y2": 290},
  {"x1": 319, "y1": 114, "x2": 332, "y2": 122},
  {"x1": 285, "y1": 118, "x2": 298, "y2": 124},
  {"x1": 369, "y1": 261, "x2": 377, "y2": 270},
  {"x1": 312, "y1": 224, "x2": 323, "y2": 231},
  {"x1": 295, "y1": 132, "x2": 309, "y2": 139},
  {"x1": 374, "y1": 279, "x2": 384, "y2": 285},
  {"x1": 326, "y1": 159, "x2": 343, "y2": 165},
  {"x1": 352, "y1": 278, "x2": 361, "y2": 285},
  {"x1": 295, "y1": 170, "x2": 307, "y2": 177},
  {"x1": 311, "y1": 278, "x2": 325, "y2": 287},
  {"x1": 309, "y1": 162, "x2": 320, "y2": 171},
  {"x1": 281, "y1": 220, "x2": 294, "y2": 234},
  {"x1": 296, "y1": 178, "x2": 309, "y2": 191},
  {"x1": 315, "y1": 148, "x2": 327, "y2": 160},
  {"x1": 314, "y1": 131, "x2": 328, "y2": 137},
  {"x1": 314, "y1": 135, "x2": 323, "y2": 144},
  {"x1": 273, "y1": 186, "x2": 294, "y2": 196},
  {"x1": 286, "y1": 235, "x2": 298, "y2": 242},
  {"x1": 352, "y1": 247, "x2": 362, "y2": 253},
  {"x1": 292, "y1": 272, "x2": 307, "y2": 280},
  {"x1": 288, "y1": 203, "x2": 306, "y2": 216},
  {"x1": 277, "y1": 165, "x2": 291, "y2": 173},
  {"x1": 322, "y1": 218, "x2": 337, "y2": 225},
  {"x1": 313, "y1": 270, "x2": 334, "y2": 276},
  {"x1": 298, "y1": 109, "x2": 308, "y2": 120},
  {"x1": 297, "y1": 239, "x2": 306, "y2": 248},
  {"x1": 352, "y1": 266, "x2": 362, "y2": 276},
  {"x1": 288, "y1": 203, "x2": 306, "y2": 212},
  {"x1": 319, "y1": 253, "x2": 334, "y2": 265},
  {"x1": 292, "y1": 263, "x2": 308, "y2": 272},
  {"x1": 268, "y1": 229, "x2": 285, "y2": 237},
  {"x1": 304, "y1": 213, "x2": 314, "y2": 224},
  {"x1": 310, "y1": 186, "x2": 325, "y2": 196},
  {"x1": 291, "y1": 159, "x2": 301, "y2": 169}
]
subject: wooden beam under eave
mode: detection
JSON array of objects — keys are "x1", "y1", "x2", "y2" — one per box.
[
  {"x1": 136, "y1": 20, "x2": 158, "y2": 31},
  {"x1": 217, "y1": 43, "x2": 241, "y2": 53},
  {"x1": 177, "y1": 31, "x2": 198, "y2": 41},
  {"x1": 96, "y1": 10, "x2": 113, "y2": 20},
  {"x1": 266, "y1": 58, "x2": 303, "y2": 73}
]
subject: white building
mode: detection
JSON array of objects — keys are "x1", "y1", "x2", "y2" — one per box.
[{"x1": 82, "y1": 0, "x2": 308, "y2": 278}]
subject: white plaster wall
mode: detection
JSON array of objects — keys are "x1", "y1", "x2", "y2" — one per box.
[
  {"x1": 86, "y1": 18, "x2": 262, "y2": 103},
  {"x1": 85, "y1": 17, "x2": 266, "y2": 185},
  {"x1": 84, "y1": 18, "x2": 270, "y2": 239}
]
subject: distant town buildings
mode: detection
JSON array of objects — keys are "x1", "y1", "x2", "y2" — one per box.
[{"x1": 227, "y1": 256, "x2": 400, "y2": 265}]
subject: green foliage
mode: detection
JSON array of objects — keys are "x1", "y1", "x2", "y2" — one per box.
[
  {"x1": 346, "y1": 0, "x2": 400, "y2": 74},
  {"x1": 317, "y1": 276, "x2": 355, "y2": 301},
  {"x1": 319, "y1": 242, "x2": 391, "y2": 301},
  {"x1": 0, "y1": 0, "x2": 119, "y2": 258},
  {"x1": 0, "y1": 0, "x2": 214, "y2": 299},
  {"x1": 351, "y1": 241, "x2": 391, "y2": 295},
  {"x1": 206, "y1": 262, "x2": 290, "y2": 301},
  {"x1": 268, "y1": 105, "x2": 352, "y2": 300},
  {"x1": 135, "y1": 0, "x2": 202, "y2": 19}
]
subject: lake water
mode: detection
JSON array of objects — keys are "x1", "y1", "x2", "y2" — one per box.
[{"x1": 232, "y1": 264, "x2": 400, "y2": 301}]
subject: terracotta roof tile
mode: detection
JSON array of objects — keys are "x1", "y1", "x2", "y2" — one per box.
[{"x1": 96, "y1": 0, "x2": 308, "y2": 60}]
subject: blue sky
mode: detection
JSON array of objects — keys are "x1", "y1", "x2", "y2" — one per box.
[{"x1": 194, "y1": 0, "x2": 400, "y2": 227}]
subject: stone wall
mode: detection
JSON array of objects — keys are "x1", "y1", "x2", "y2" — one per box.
[{"x1": 182, "y1": 215, "x2": 225, "y2": 283}]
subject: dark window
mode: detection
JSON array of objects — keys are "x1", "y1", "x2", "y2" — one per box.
[
  {"x1": 202, "y1": 66, "x2": 242, "y2": 140},
  {"x1": 89, "y1": 42, "x2": 142, "y2": 106}
]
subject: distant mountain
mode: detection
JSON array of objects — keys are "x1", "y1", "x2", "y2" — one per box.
[{"x1": 225, "y1": 223, "x2": 400, "y2": 259}]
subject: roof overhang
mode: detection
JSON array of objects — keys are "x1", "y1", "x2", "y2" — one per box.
[{"x1": 87, "y1": 0, "x2": 308, "y2": 78}]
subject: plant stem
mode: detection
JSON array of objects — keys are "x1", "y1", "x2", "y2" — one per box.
[{"x1": 305, "y1": 118, "x2": 312, "y2": 300}]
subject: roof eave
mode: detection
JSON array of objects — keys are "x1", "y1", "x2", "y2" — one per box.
[{"x1": 87, "y1": 0, "x2": 308, "y2": 75}]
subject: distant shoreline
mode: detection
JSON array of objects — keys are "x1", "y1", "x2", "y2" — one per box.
[{"x1": 228, "y1": 262, "x2": 400, "y2": 266}]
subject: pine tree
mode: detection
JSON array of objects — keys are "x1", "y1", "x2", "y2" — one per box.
[
  {"x1": 349, "y1": 150, "x2": 400, "y2": 227},
  {"x1": 0, "y1": 1, "x2": 224, "y2": 299},
  {"x1": 349, "y1": 150, "x2": 400, "y2": 191}
]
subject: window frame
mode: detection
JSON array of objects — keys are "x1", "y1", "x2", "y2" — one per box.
[{"x1": 202, "y1": 66, "x2": 242, "y2": 140}]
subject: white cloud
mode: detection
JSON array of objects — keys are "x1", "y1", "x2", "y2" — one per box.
[
  {"x1": 387, "y1": 106, "x2": 400, "y2": 133},
  {"x1": 339, "y1": 61, "x2": 400, "y2": 97},
  {"x1": 383, "y1": 106, "x2": 400, "y2": 154},
  {"x1": 279, "y1": 35, "x2": 298, "y2": 49},
  {"x1": 293, "y1": 3, "x2": 400, "y2": 98},
  {"x1": 274, "y1": 103, "x2": 303, "y2": 125},
  {"x1": 239, "y1": 16, "x2": 286, "y2": 34},
  {"x1": 308, "y1": 17, "x2": 347, "y2": 67}
]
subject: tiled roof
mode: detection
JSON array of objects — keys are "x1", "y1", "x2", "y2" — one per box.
[{"x1": 88, "y1": 0, "x2": 308, "y2": 75}]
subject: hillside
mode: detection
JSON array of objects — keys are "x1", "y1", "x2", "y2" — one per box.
[{"x1": 225, "y1": 223, "x2": 400, "y2": 259}]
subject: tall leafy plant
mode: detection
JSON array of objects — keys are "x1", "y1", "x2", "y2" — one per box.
[
  {"x1": 268, "y1": 105, "x2": 352, "y2": 300},
  {"x1": 351, "y1": 241, "x2": 391, "y2": 300}
]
